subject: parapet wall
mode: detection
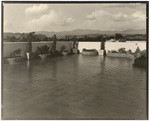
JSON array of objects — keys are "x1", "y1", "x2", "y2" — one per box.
[
  {"x1": 78, "y1": 41, "x2": 146, "y2": 53},
  {"x1": 3, "y1": 41, "x2": 146, "y2": 57},
  {"x1": 3, "y1": 42, "x2": 73, "y2": 57},
  {"x1": 105, "y1": 41, "x2": 146, "y2": 53}
]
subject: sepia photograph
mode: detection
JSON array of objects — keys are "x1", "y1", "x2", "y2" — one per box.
[{"x1": 1, "y1": 1, "x2": 148, "y2": 120}]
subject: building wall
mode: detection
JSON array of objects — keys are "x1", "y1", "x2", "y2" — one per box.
[{"x1": 3, "y1": 42, "x2": 73, "y2": 57}]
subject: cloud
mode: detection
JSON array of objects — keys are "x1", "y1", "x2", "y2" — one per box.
[
  {"x1": 26, "y1": 10, "x2": 75, "y2": 31},
  {"x1": 25, "y1": 4, "x2": 49, "y2": 16},
  {"x1": 84, "y1": 10, "x2": 146, "y2": 31},
  {"x1": 113, "y1": 12, "x2": 128, "y2": 21},
  {"x1": 65, "y1": 17, "x2": 75, "y2": 24},
  {"x1": 62, "y1": 17, "x2": 75, "y2": 26},
  {"x1": 87, "y1": 10, "x2": 146, "y2": 22},
  {"x1": 87, "y1": 10, "x2": 110, "y2": 20},
  {"x1": 100, "y1": 3, "x2": 145, "y2": 9},
  {"x1": 132, "y1": 11, "x2": 146, "y2": 20},
  {"x1": 28, "y1": 10, "x2": 57, "y2": 25}
]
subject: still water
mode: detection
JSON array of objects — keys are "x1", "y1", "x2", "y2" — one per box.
[{"x1": 2, "y1": 54, "x2": 147, "y2": 119}]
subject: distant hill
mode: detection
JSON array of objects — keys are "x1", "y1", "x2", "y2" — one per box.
[
  {"x1": 120, "y1": 29, "x2": 146, "y2": 34},
  {"x1": 36, "y1": 29, "x2": 146, "y2": 38},
  {"x1": 4, "y1": 29, "x2": 146, "y2": 39}
]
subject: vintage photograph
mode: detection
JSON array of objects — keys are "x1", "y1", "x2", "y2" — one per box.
[{"x1": 2, "y1": 1, "x2": 148, "y2": 120}]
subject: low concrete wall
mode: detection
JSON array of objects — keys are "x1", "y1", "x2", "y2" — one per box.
[
  {"x1": 78, "y1": 42, "x2": 101, "y2": 53},
  {"x1": 3, "y1": 42, "x2": 28, "y2": 58},
  {"x1": 78, "y1": 41, "x2": 146, "y2": 53},
  {"x1": 3, "y1": 42, "x2": 73, "y2": 57},
  {"x1": 32, "y1": 42, "x2": 52, "y2": 53},
  {"x1": 105, "y1": 41, "x2": 146, "y2": 53},
  {"x1": 3, "y1": 41, "x2": 146, "y2": 58}
]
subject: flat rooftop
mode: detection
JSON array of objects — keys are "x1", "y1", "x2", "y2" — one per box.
[{"x1": 2, "y1": 55, "x2": 147, "y2": 119}]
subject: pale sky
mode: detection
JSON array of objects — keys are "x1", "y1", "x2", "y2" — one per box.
[{"x1": 3, "y1": 3, "x2": 147, "y2": 33}]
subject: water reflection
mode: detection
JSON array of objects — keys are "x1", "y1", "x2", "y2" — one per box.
[
  {"x1": 52, "y1": 59, "x2": 58, "y2": 79},
  {"x1": 73, "y1": 55, "x2": 79, "y2": 80},
  {"x1": 100, "y1": 56, "x2": 106, "y2": 75},
  {"x1": 132, "y1": 64, "x2": 147, "y2": 74},
  {"x1": 26, "y1": 60, "x2": 33, "y2": 82},
  {"x1": 6, "y1": 55, "x2": 146, "y2": 86}
]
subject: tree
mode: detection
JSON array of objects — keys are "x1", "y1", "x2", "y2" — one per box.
[
  {"x1": 73, "y1": 36, "x2": 77, "y2": 48},
  {"x1": 11, "y1": 36, "x2": 17, "y2": 42},
  {"x1": 26, "y1": 32, "x2": 36, "y2": 53},
  {"x1": 42, "y1": 37, "x2": 49, "y2": 41},
  {"x1": 52, "y1": 34, "x2": 57, "y2": 51},
  {"x1": 115, "y1": 33, "x2": 123, "y2": 40},
  {"x1": 27, "y1": 32, "x2": 37, "y2": 42},
  {"x1": 101, "y1": 38, "x2": 106, "y2": 50}
]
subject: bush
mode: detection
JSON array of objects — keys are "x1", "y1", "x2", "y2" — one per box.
[
  {"x1": 134, "y1": 47, "x2": 141, "y2": 57},
  {"x1": 118, "y1": 48, "x2": 126, "y2": 53},
  {"x1": 61, "y1": 45, "x2": 68, "y2": 52},
  {"x1": 10, "y1": 48, "x2": 22, "y2": 57},
  {"x1": 49, "y1": 50, "x2": 63, "y2": 57},
  {"x1": 111, "y1": 50, "x2": 118, "y2": 53},
  {"x1": 83, "y1": 48, "x2": 86, "y2": 51},
  {"x1": 127, "y1": 49, "x2": 132, "y2": 54},
  {"x1": 108, "y1": 50, "x2": 111, "y2": 53},
  {"x1": 140, "y1": 50, "x2": 147, "y2": 57},
  {"x1": 36, "y1": 45, "x2": 49, "y2": 54},
  {"x1": 82, "y1": 48, "x2": 97, "y2": 52}
]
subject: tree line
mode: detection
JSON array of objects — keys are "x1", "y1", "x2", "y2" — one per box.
[{"x1": 3, "y1": 32, "x2": 146, "y2": 42}]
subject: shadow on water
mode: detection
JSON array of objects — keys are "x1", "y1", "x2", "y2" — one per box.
[
  {"x1": 72, "y1": 55, "x2": 79, "y2": 80},
  {"x1": 39, "y1": 57, "x2": 59, "y2": 79}
]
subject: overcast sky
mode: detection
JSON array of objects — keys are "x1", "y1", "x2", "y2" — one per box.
[{"x1": 3, "y1": 3, "x2": 147, "y2": 33}]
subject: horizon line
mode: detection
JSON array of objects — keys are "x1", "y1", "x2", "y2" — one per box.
[{"x1": 3, "y1": 28, "x2": 146, "y2": 33}]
